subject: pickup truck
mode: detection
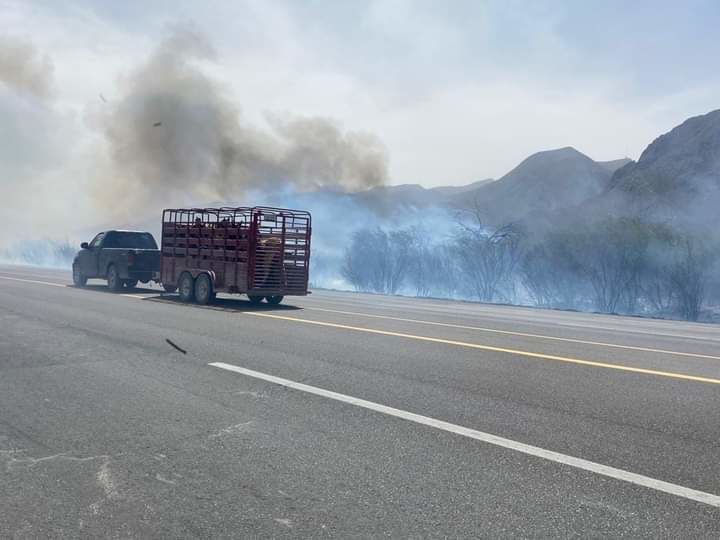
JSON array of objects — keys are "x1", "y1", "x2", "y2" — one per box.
[{"x1": 72, "y1": 230, "x2": 161, "y2": 290}]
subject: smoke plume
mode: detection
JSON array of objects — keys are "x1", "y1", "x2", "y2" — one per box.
[
  {"x1": 0, "y1": 35, "x2": 53, "y2": 100},
  {"x1": 0, "y1": 35, "x2": 72, "y2": 247},
  {"x1": 98, "y1": 28, "x2": 387, "y2": 214}
]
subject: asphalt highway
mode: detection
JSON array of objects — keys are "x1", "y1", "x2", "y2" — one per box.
[{"x1": 1, "y1": 264, "x2": 719, "y2": 538}]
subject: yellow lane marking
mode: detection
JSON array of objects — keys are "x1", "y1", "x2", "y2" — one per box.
[
  {"x1": 304, "y1": 306, "x2": 720, "y2": 361},
  {"x1": 6, "y1": 273, "x2": 718, "y2": 384},
  {"x1": 0, "y1": 275, "x2": 66, "y2": 287},
  {"x1": 243, "y1": 312, "x2": 720, "y2": 385}
]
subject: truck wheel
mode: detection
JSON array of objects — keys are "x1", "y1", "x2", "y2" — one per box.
[
  {"x1": 163, "y1": 284, "x2": 177, "y2": 294},
  {"x1": 72, "y1": 264, "x2": 87, "y2": 287},
  {"x1": 178, "y1": 273, "x2": 195, "y2": 303},
  {"x1": 266, "y1": 295, "x2": 284, "y2": 305},
  {"x1": 248, "y1": 295, "x2": 264, "y2": 305},
  {"x1": 194, "y1": 274, "x2": 214, "y2": 305},
  {"x1": 124, "y1": 279, "x2": 138, "y2": 289},
  {"x1": 107, "y1": 265, "x2": 122, "y2": 291}
]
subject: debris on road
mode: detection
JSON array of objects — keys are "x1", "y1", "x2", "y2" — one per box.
[{"x1": 165, "y1": 338, "x2": 186, "y2": 354}]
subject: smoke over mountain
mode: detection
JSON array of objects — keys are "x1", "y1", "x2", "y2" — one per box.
[
  {"x1": 97, "y1": 28, "x2": 387, "y2": 216},
  {"x1": 1, "y1": 28, "x2": 717, "y2": 322}
]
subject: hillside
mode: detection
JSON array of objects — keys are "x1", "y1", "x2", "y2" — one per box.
[
  {"x1": 342, "y1": 179, "x2": 493, "y2": 214},
  {"x1": 597, "y1": 109, "x2": 720, "y2": 229},
  {"x1": 597, "y1": 158, "x2": 632, "y2": 174},
  {"x1": 449, "y1": 147, "x2": 615, "y2": 226}
]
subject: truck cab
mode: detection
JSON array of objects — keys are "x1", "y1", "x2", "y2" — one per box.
[{"x1": 73, "y1": 230, "x2": 160, "y2": 290}]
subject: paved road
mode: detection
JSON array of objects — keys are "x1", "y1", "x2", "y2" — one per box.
[{"x1": 1, "y1": 264, "x2": 719, "y2": 538}]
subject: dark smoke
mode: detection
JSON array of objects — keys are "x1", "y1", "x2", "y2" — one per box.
[{"x1": 98, "y1": 27, "x2": 387, "y2": 215}]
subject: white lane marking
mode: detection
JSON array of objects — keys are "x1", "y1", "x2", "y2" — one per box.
[
  {"x1": 0, "y1": 275, "x2": 67, "y2": 287},
  {"x1": 0, "y1": 275, "x2": 150, "y2": 299},
  {"x1": 304, "y1": 306, "x2": 720, "y2": 361},
  {"x1": 307, "y1": 295, "x2": 720, "y2": 344},
  {"x1": 242, "y1": 312, "x2": 720, "y2": 385},
  {"x1": 210, "y1": 361, "x2": 720, "y2": 508},
  {"x1": 0, "y1": 269, "x2": 71, "y2": 280},
  {"x1": 6, "y1": 271, "x2": 717, "y2": 379},
  {"x1": 7, "y1": 272, "x2": 717, "y2": 352}
]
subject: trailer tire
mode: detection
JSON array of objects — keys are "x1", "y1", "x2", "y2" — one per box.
[
  {"x1": 248, "y1": 295, "x2": 264, "y2": 305},
  {"x1": 194, "y1": 274, "x2": 214, "y2": 305},
  {"x1": 266, "y1": 295, "x2": 284, "y2": 305},
  {"x1": 72, "y1": 264, "x2": 87, "y2": 287},
  {"x1": 178, "y1": 273, "x2": 195, "y2": 303},
  {"x1": 107, "y1": 264, "x2": 122, "y2": 291},
  {"x1": 163, "y1": 284, "x2": 177, "y2": 294}
]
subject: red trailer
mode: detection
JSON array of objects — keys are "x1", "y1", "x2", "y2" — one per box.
[{"x1": 160, "y1": 206, "x2": 311, "y2": 305}]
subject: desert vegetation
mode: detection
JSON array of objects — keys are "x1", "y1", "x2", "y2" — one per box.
[{"x1": 342, "y1": 216, "x2": 719, "y2": 322}]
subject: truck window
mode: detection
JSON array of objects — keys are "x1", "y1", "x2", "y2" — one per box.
[
  {"x1": 90, "y1": 232, "x2": 105, "y2": 248},
  {"x1": 103, "y1": 232, "x2": 158, "y2": 249}
]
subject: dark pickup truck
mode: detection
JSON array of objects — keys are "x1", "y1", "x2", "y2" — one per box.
[{"x1": 72, "y1": 230, "x2": 161, "y2": 290}]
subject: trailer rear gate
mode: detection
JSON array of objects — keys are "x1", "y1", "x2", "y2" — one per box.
[{"x1": 160, "y1": 207, "x2": 311, "y2": 297}]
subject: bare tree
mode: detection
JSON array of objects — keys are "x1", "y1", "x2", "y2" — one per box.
[
  {"x1": 669, "y1": 236, "x2": 710, "y2": 321},
  {"x1": 341, "y1": 227, "x2": 413, "y2": 294},
  {"x1": 405, "y1": 227, "x2": 446, "y2": 297},
  {"x1": 453, "y1": 213, "x2": 523, "y2": 303}
]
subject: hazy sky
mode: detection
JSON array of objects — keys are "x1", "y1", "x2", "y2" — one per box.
[{"x1": 2, "y1": 0, "x2": 720, "y2": 187}]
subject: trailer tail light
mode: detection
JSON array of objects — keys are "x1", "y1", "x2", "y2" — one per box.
[{"x1": 127, "y1": 252, "x2": 135, "y2": 266}]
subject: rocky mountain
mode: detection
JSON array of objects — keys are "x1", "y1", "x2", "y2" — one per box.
[
  {"x1": 184, "y1": 110, "x2": 719, "y2": 237},
  {"x1": 597, "y1": 109, "x2": 720, "y2": 229},
  {"x1": 448, "y1": 147, "x2": 615, "y2": 227}
]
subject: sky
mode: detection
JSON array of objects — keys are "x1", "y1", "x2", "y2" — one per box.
[{"x1": 1, "y1": 0, "x2": 720, "y2": 243}]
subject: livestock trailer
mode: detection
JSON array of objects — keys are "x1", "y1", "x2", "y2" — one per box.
[{"x1": 160, "y1": 206, "x2": 311, "y2": 305}]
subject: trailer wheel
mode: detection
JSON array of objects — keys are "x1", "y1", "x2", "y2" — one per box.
[
  {"x1": 178, "y1": 273, "x2": 195, "y2": 303},
  {"x1": 107, "y1": 264, "x2": 122, "y2": 291},
  {"x1": 72, "y1": 264, "x2": 87, "y2": 287},
  {"x1": 124, "y1": 279, "x2": 138, "y2": 289},
  {"x1": 266, "y1": 295, "x2": 284, "y2": 305},
  {"x1": 163, "y1": 284, "x2": 177, "y2": 294},
  {"x1": 248, "y1": 295, "x2": 264, "y2": 305},
  {"x1": 194, "y1": 274, "x2": 214, "y2": 305}
]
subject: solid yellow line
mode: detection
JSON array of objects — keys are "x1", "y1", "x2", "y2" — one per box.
[
  {"x1": 5, "y1": 273, "x2": 717, "y2": 384},
  {"x1": 243, "y1": 312, "x2": 720, "y2": 385},
  {"x1": 304, "y1": 306, "x2": 720, "y2": 361}
]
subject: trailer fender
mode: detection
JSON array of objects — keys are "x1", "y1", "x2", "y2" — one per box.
[{"x1": 192, "y1": 269, "x2": 217, "y2": 286}]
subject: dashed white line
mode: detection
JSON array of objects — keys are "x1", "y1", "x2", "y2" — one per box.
[{"x1": 210, "y1": 361, "x2": 720, "y2": 509}]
